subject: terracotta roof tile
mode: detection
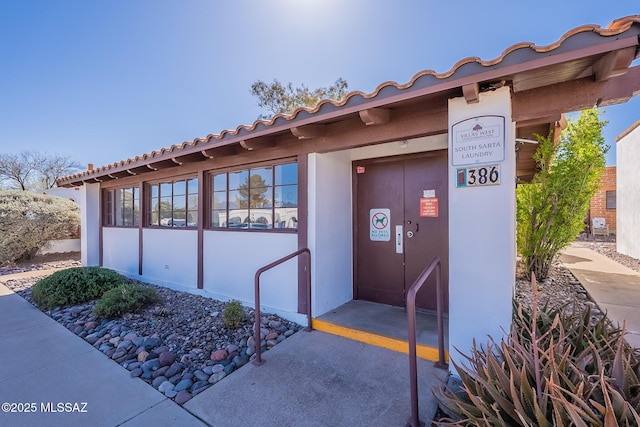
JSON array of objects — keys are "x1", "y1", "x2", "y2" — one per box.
[{"x1": 58, "y1": 15, "x2": 640, "y2": 185}]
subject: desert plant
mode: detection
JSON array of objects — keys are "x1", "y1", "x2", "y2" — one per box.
[
  {"x1": 517, "y1": 108, "x2": 607, "y2": 280},
  {"x1": 31, "y1": 267, "x2": 126, "y2": 310},
  {"x1": 223, "y1": 300, "x2": 245, "y2": 328},
  {"x1": 0, "y1": 190, "x2": 80, "y2": 265},
  {"x1": 434, "y1": 275, "x2": 640, "y2": 426},
  {"x1": 93, "y1": 283, "x2": 158, "y2": 318}
]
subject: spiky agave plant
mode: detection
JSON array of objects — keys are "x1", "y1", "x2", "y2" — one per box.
[{"x1": 433, "y1": 274, "x2": 640, "y2": 426}]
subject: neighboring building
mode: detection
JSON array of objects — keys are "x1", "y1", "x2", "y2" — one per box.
[
  {"x1": 41, "y1": 186, "x2": 81, "y2": 204},
  {"x1": 588, "y1": 166, "x2": 617, "y2": 234},
  {"x1": 57, "y1": 17, "x2": 640, "y2": 366},
  {"x1": 616, "y1": 119, "x2": 640, "y2": 259}
]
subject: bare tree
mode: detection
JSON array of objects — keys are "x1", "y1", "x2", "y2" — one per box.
[{"x1": 0, "y1": 151, "x2": 82, "y2": 190}]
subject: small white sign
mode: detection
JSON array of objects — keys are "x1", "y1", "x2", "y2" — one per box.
[
  {"x1": 423, "y1": 189, "x2": 435, "y2": 198},
  {"x1": 370, "y1": 209, "x2": 390, "y2": 241},
  {"x1": 451, "y1": 115, "x2": 506, "y2": 166}
]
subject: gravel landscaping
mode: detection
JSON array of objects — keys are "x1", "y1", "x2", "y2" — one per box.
[
  {"x1": 2, "y1": 264, "x2": 302, "y2": 406},
  {"x1": 2, "y1": 237, "x2": 638, "y2": 406}
]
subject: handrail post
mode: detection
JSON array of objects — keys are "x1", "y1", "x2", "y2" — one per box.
[
  {"x1": 253, "y1": 248, "x2": 311, "y2": 366},
  {"x1": 406, "y1": 257, "x2": 447, "y2": 427}
]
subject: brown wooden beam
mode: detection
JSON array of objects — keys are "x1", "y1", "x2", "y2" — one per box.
[
  {"x1": 359, "y1": 108, "x2": 390, "y2": 126},
  {"x1": 149, "y1": 159, "x2": 179, "y2": 170},
  {"x1": 291, "y1": 124, "x2": 326, "y2": 139},
  {"x1": 593, "y1": 47, "x2": 636, "y2": 82},
  {"x1": 512, "y1": 65, "x2": 640, "y2": 123},
  {"x1": 201, "y1": 144, "x2": 241, "y2": 158},
  {"x1": 128, "y1": 164, "x2": 158, "y2": 174},
  {"x1": 462, "y1": 83, "x2": 480, "y2": 104},
  {"x1": 239, "y1": 137, "x2": 277, "y2": 151},
  {"x1": 174, "y1": 151, "x2": 208, "y2": 163}
]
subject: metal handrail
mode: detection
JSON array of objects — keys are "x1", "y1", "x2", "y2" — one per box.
[
  {"x1": 253, "y1": 248, "x2": 311, "y2": 366},
  {"x1": 406, "y1": 257, "x2": 447, "y2": 427}
]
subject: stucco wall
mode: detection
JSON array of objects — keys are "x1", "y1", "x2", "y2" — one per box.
[
  {"x1": 617, "y1": 124, "x2": 640, "y2": 258},
  {"x1": 447, "y1": 86, "x2": 516, "y2": 366},
  {"x1": 142, "y1": 229, "x2": 198, "y2": 288},
  {"x1": 102, "y1": 228, "x2": 139, "y2": 276},
  {"x1": 589, "y1": 166, "x2": 616, "y2": 232},
  {"x1": 80, "y1": 184, "x2": 100, "y2": 266},
  {"x1": 203, "y1": 231, "x2": 299, "y2": 318}
]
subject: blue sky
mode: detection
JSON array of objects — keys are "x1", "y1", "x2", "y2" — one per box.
[{"x1": 0, "y1": 1, "x2": 638, "y2": 170}]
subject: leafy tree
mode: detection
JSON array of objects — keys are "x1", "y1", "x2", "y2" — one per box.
[
  {"x1": 251, "y1": 78, "x2": 348, "y2": 119},
  {"x1": 0, "y1": 190, "x2": 80, "y2": 265},
  {"x1": 0, "y1": 151, "x2": 81, "y2": 190},
  {"x1": 516, "y1": 108, "x2": 607, "y2": 279},
  {"x1": 237, "y1": 174, "x2": 269, "y2": 208}
]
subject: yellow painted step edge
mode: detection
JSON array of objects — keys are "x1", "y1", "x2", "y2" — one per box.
[{"x1": 312, "y1": 318, "x2": 449, "y2": 363}]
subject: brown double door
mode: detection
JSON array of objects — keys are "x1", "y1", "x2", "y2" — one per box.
[{"x1": 354, "y1": 151, "x2": 448, "y2": 312}]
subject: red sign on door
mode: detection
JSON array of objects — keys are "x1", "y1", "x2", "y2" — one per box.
[{"x1": 420, "y1": 197, "x2": 438, "y2": 217}]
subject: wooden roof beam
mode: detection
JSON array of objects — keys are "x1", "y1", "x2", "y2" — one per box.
[
  {"x1": 359, "y1": 108, "x2": 390, "y2": 126},
  {"x1": 462, "y1": 83, "x2": 480, "y2": 104},
  {"x1": 201, "y1": 144, "x2": 241, "y2": 158},
  {"x1": 291, "y1": 124, "x2": 325, "y2": 139},
  {"x1": 593, "y1": 47, "x2": 637, "y2": 82},
  {"x1": 239, "y1": 138, "x2": 277, "y2": 151}
]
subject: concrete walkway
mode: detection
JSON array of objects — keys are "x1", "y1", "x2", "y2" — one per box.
[
  {"x1": 560, "y1": 242, "x2": 640, "y2": 349},
  {"x1": 0, "y1": 272, "x2": 206, "y2": 427},
  {"x1": 0, "y1": 270, "x2": 447, "y2": 426}
]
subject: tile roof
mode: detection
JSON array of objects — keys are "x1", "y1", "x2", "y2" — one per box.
[{"x1": 58, "y1": 15, "x2": 640, "y2": 186}]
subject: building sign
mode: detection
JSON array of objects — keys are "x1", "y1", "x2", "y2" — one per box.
[
  {"x1": 370, "y1": 209, "x2": 390, "y2": 241},
  {"x1": 420, "y1": 198, "x2": 438, "y2": 217},
  {"x1": 451, "y1": 115, "x2": 505, "y2": 166},
  {"x1": 456, "y1": 165, "x2": 501, "y2": 187}
]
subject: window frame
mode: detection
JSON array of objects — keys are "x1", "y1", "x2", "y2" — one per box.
[
  {"x1": 146, "y1": 175, "x2": 199, "y2": 229},
  {"x1": 102, "y1": 186, "x2": 140, "y2": 228},
  {"x1": 208, "y1": 159, "x2": 298, "y2": 233},
  {"x1": 606, "y1": 190, "x2": 616, "y2": 210}
]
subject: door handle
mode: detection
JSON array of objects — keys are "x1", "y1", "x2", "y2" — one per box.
[{"x1": 395, "y1": 225, "x2": 403, "y2": 254}]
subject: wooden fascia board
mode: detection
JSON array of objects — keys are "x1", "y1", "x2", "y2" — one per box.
[{"x1": 512, "y1": 65, "x2": 640, "y2": 122}]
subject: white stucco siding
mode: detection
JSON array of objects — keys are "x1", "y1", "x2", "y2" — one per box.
[
  {"x1": 447, "y1": 86, "x2": 516, "y2": 366},
  {"x1": 617, "y1": 125, "x2": 640, "y2": 259},
  {"x1": 308, "y1": 152, "x2": 354, "y2": 317},
  {"x1": 102, "y1": 228, "x2": 139, "y2": 276},
  {"x1": 142, "y1": 229, "x2": 198, "y2": 288},
  {"x1": 203, "y1": 231, "x2": 298, "y2": 313},
  {"x1": 80, "y1": 183, "x2": 100, "y2": 266}
]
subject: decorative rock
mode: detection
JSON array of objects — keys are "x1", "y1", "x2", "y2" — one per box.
[
  {"x1": 174, "y1": 379, "x2": 193, "y2": 392},
  {"x1": 246, "y1": 346, "x2": 255, "y2": 356},
  {"x1": 111, "y1": 349, "x2": 127, "y2": 360},
  {"x1": 126, "y1": 361, "x2": 142, "y2": 371},
  {"x1": 210, "y1": 349, "x2": 228, "y2": 362},
  {"x1": 137, "y1": 351, "x2": 149, "y2": 362},
  {"x1": 194, "y1": 370, "x2": 209, "y2": 382},
  {"x1": 143, "y1": 338, "x2": 161, "y2": 349},
  {"x1": 226, "y1": 344, "x2": 239, "y2": 354},
  {"x1": 123, "y1": 332, "x2": 137, "y2": 341},
  {"x1": 152, "y1": 376, "x2": 168, "y2": 388},
  {"x1": 109, "y1": 337, "x2": 121, "y2": 345},
  {"x1": 84, "y1": 321, "x2": 99, "y2": 330},
  {"x1": 132, "y1": 337, "x2": 145, "y2": 347},
  {"x1": 223, "y1": 364, "x2": 234, "y2": 375},
  {"x1": 284, "y1": 329, "x2": 295, "y2": 337},
  {"x1": 159, "y1": 351, "x2": 177, "y2": 366},
  {"x1": 265, "y1": 332, "x2": 278, "y2": 340},
  {"x1": 158, "y1": 380, "x2": 174, "y2": 393},
  {"x1": 191, "y1": 380, "x2": 208, "y2": 393},
  {"x1": 164, "y1": 389, "x2": 178, "y2": 398},
  {"x1": 141, "y1": 359, "x2": 161, "y2": 372},
  {"x1": 232, "y1": 355, "x2": 248, "y2": 368},
  {"x1": 182, "y1": 372, "x2": 194, "y2": 380},
  {"x1": 130, "y1": 368, "x2": 143, "y2": 377},
  {"x1": 268, "y1": 320, "x2": 282, "y2": 329},
  {"x1": 164, "y1": 362, "x2": 184, "y2": 378},
  {"x1": 211, "y1": 364, "x2": 224, "y2": 374},
  {"x1": 152, "y1": 366, "x2": 169, "y2": 379},
  {"x1": 117, "y1": 340, "x2": 133, "y2": 351},
  {"x1": 208, "y1": 371, "x2": 226, "y2": 384},
  {"x1": 203, "y1": 366, "x2": 214, "y2": 375},
  {"x1": 174, "y1": 390, "x2": 192, "y2": 405}
]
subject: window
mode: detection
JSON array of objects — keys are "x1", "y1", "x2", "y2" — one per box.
[
  {"x1": 103, "y1": 187, "x2": 140, "y2": 227},
  {"x1": 211, "y1": 162, "x2": 297, "y2": 230},
  {"x1": 148, "y1": 178, "x2": 198, "y2": 227},
  {"x1": 606, "y1": 190, "x2": 616, "y2": 209}
]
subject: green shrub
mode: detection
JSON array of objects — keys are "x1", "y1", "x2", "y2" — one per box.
[
  {"x1": 93, "y1": 283, "x2": 158, "y2": 318},
  {"x1": 0, "y1": 190, "x2": 80, "y2": 265},
  {"x1": 434, "y1": 276, "x2": 640, "y2": 426},
  {"x1": 31, "y1": 267, "x2": 126, "y2": 310},
  {"x1": 223, "y1": 300, "x2": 245, "y2": 328}
]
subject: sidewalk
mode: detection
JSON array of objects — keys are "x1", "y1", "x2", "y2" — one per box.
[
  {"x1": 0, "y1": 270, "x2": 447, "y2": 426},
  {"x1": 560, "y1": 242, "x2": 640, "y2": 349},
  {"x1": 0, "y1": 271, "x2": 206, "y2": 427}
]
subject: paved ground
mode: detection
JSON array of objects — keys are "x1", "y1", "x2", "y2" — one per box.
[
  {"x1": 560, "y1": 242, "x2": 640, "y2": 349},
  {"x1": 2, "y1": 242, "x2": 639, "y2": 426}
]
